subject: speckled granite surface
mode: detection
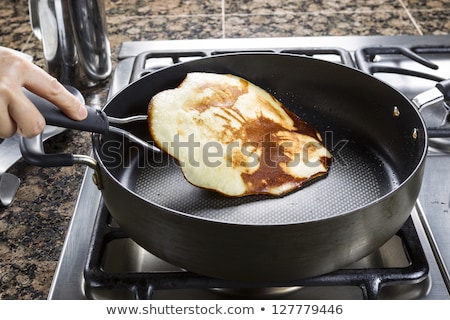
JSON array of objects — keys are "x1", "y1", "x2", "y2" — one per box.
[{"x1": 0, "y1": 0, "x2": 449, "y2": 300}]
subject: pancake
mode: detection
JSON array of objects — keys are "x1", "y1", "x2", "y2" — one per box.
[{"x1": 148, "y1": 72, "x2": 332, "y2": 197}]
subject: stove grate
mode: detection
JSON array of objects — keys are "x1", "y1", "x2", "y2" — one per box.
[
  {"x1": 355, "y1": 45, "x2": 450, "y2": 140},
  {"x1": 84, "y1": 202, "x2": 429, "y2": 300},
  {"x1": 129, "y1": 47, "x2": 355, "y2": 83},
  {"x1": 354, "y1": 45, "x2": 450, "y2": 82}
]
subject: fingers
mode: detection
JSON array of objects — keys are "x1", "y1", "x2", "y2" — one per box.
[
  {"x1": 0, "y1": 86, "x2": 45, "y2": 138},
  {"x1": 22, "y1": 63, "x2": 88, "y2": 121},
  {"x1": 0, "y1": 97, "x2": 17, "y2": 138},
  {"x1": 8, "y1": 90, "x2": 46, "y2": 138},
  {"x1": 0, "y1": 47, "x2": 88, "y2": 138}
]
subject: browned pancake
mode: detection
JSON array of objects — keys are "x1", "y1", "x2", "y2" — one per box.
[{"x1": 148, "y1": 72, "x2": 332, "y2": 197}]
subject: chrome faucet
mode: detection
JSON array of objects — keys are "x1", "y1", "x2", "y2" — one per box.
[{"x1": 28, "y1": 0, "x2": 112, "y2": 88}]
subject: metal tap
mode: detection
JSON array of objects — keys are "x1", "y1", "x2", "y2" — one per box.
[{"x1": 28, "y1": 0, "x2": 112, "y2": 88}]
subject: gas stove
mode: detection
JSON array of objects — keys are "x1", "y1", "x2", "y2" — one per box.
[{"x1": 49, "y1": 35, "x2": 450, "y2": 300}]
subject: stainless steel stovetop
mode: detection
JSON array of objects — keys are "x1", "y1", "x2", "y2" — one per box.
[{"x1": 49, "y1": 35, "x2": 450, "y2": 300}]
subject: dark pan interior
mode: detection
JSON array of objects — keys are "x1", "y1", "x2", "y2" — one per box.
[{"x1": 99, "y1": 53, "x2": 426, "y2": 225}]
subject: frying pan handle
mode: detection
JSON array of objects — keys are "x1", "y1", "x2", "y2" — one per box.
[
  {"x1": 436, "y1": 79, "x2": 450, "y2": 104},
  {"x1": 36, "y1": 99, "x2": 109, "y2": 134},
  {"x1": 21, "y1": 86, "x2": 110, "y2": 134},
  {"x1": 19, "y1": 134, "x2": 98, "y2": 169},
  {"x1": 18, "y1": 87, "x2": 101, "y2": 169},
  {"x1": 19, "y1": 134, "x2": 75, "y2": 167},
  {"x1": 412, "y1": 78, "x2": 450, "y2": 109}
]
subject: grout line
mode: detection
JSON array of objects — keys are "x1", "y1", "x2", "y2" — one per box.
[{"x1": 398, "y1": 0, "x2": 424, "y2": 35}]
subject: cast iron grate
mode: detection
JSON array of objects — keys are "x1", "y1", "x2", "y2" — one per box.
[
  {"x1": 355, "y1": 45, "x2": 450, "y2": 81},
  {"x1": 84, "y1": 201, "x2": 429, "y2": 300},
  {"x1": 129, "y1": 47, "x2": 355, "y2": 83}
]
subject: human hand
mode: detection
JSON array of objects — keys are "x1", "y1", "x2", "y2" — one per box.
[{"x1": 0, "y1": 46, "x2": 88, "y2": 138}]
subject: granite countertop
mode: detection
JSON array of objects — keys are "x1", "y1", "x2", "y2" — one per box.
[{"x1": 1, "y1": 0, "x2": 449, "y2": 300}]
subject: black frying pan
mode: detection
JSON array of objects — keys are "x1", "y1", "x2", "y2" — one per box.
[{"x1": 21, "y1": 53, "x2": 447, "y2": 282}]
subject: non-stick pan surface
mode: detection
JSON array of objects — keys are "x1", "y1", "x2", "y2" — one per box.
[
  {"x1": 94, "y1": 53, "x2": 427, "y2": 281},
  {"x1": 129, "y1": 139, "x2": 387, "y2": 224}
]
